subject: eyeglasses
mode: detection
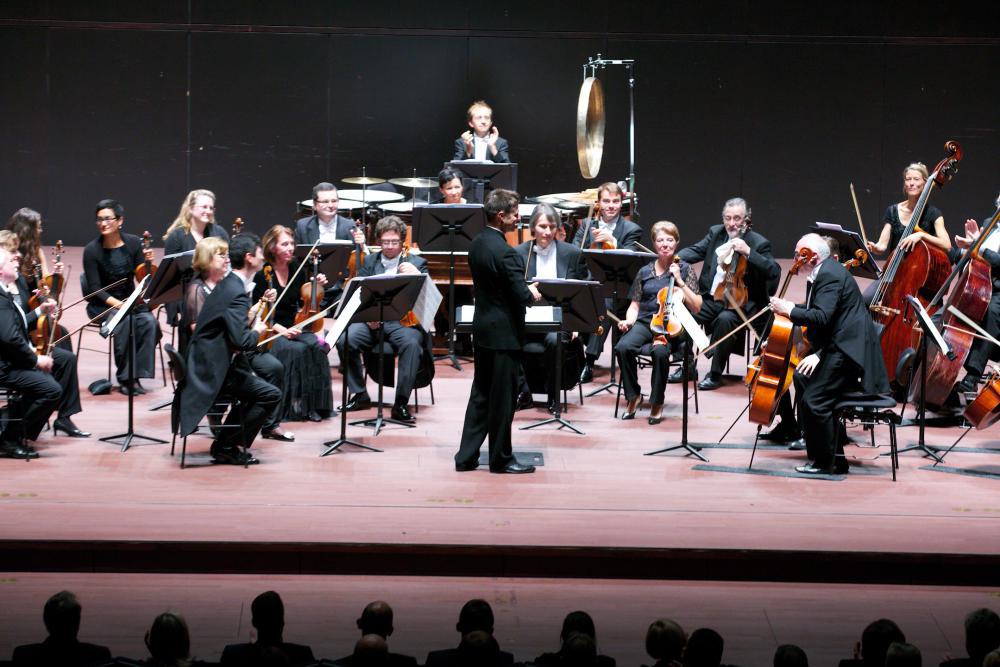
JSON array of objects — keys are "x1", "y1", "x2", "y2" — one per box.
[
  {"x1": 314, "y1": 199, "x2": 338, "y2": 205},
  {"x1": 380, "y1": 239, "x2": 402, "y2": 247},
  {"x1": 96, "y1": 216, "x2": 120, "y2": 223}
]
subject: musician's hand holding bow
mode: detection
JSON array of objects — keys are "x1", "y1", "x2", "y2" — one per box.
[
  {"x1": 618, "y1": 318, "x2": 634, "y2": 333},
  {"x1": 39, "y1": 298, "x2": 57, "y2": 315},
  {"x1": 274, "y1": 323, "x2": 300, "y2": 340},
  {"x1": 797, "y1": 353, "x2": 821, "y2": 377},
  {"x1": 351, "y1": 227, "x2": 366, "y2": 245},
  {"x1": 36, "y1": 354, "x2": 54, "y2": 373},
  {"x1": 591, "y1": 227, "x2": 616, "y2": 248},
  {"x1": 769, "y1": 296, "x2": 794, "y2": 317},
  {"x1": 398, "y1": 262, "x2": 419, "y2": 275}
]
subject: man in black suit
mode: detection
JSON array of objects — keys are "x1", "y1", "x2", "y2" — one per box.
[
  {"x1": 515, "y1": 203, "x2": 589, "y2": 413},
  {"x1": 425, "y1": 599, "x2": 515, "y2": 667},
  {"x1": 295, "y1": 181, "x2": 367, "y2": 308},
  {"x1": 12, "y1": 590, "x2": 112, "y2": 666},
  {"x1": 453, "y1": 100, "x2": 510, "y2": 163},
  {"x1": 0, "y1": 247, "x2": 81, "y2": 459},
  {"x1": 220, "y1": 591, "x2": 315, "y2": 667},
  {"x1": 333, "y1": 600, "x2": 418, "y2": 667},
  {"x1": 677, "y1": 197, "x2": 780, "y2": 390},
  {"x1": 337, "y1": 215, "x2": 431, "y2": 423},
  {"x1": 455, "y1": 189, "x2": 541, "y2": 474},
  {"x1": 180, "y1": 233, "x2": 281, "y2": 465},
  {"x1": 952, "y1": 215, "x2": 1000, "y2": 393},
  {"x1": 770, "y1": 233, "x2": 889, "y2": 475},
  {"x1": 572, "y1": 182, "x2": 643, "y2": 382}
]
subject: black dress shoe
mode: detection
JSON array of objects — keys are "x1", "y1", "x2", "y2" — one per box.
[
  {"x1": 455, "y1": 461, "x2": 479, "y2": 471},
  {"x1": 795, "y1": 464, "x2": 834, "y2": 475},
  {"x1": 339, "y1": 394, "x2": 372, "y2": 412},
  {"x1": 391, "y1": 404, "x2": 415, "y2": 423},
  {"x1": 210, "y1": 445, "x2": 259, "y2": 465},
  {"x1": 786, "y1": 438, "x2": 807, "y2": 451},
  {"x1": 621, "y1": 397, "x2": 640, "y2": 420},
  {"x1": 490, "y1": 461, "x2": 536, "y2": 474},
  {"x1": 956, "y1": 374, "x2": 979, "y2": 394},
  {"x1": 760, "y1": 424, "x2": 799, "y2": 442},
  {"x1": 698, "y1": 374, "x2": 723, "y2": 391},
  {"x1": 0, "y1": 441, "x2": 39, "y2": 459},
  {"x1": 579, "y1": 363, "x2": 593, "y2": 384},
  {"x1": 52, "y1": 418, "x2": 90, "y2": 438},
  {"x1": 547, "y1": 398, "x2": 560, "y2": 415},
  {"x1": 307, "y1": 410, "x2": 323, "y2": 422},
  {"x1": 668, "y1": 367, "x2": 685, "y2": 383},
  {"x1": 833, "y1": 462, "x2": 851, "y2": 475},
  {"x1": 515, "y1": 390, "x2": 534, "y2": 411},
  {"x1": 262, "y1": 428, "x2": 295, "y2": 442}
]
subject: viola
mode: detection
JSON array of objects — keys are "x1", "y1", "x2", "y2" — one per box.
[
  {"x1": 256, "y1": 265, "x2": 276, "y2": 350},
  {"x1": 27, "y1": 261, "x2": 49, "y2": 310},
  {"x1": 650, "y1": 258, "x2": 683, "y2": 344},
  {"x1": 870, "y1": 140, "x2": 962, "y2": 388},
  {"x1": 964, "y1": 369, "x2": 1000, "y2": 430},
  {"x1": 232, "y1": 217, "x2": 244, "y2": 237},
  {"x1": 398, "y1": 244, "x2": 421, "y2": 328},
  {"x1": 293, "y1": 250, "x2": 325, "y2": 333},
  {"x1": 134, "y1": 230, "x2": 158, "y2": 282},
  {"x1": 343, "y1": 219, "x2": 368, "y2": 281},
  {"x1": 746, "y1": 246, "x2": 814, "y2": 426},
  {"x1": 712, "y1": 218, "x2": 751, "y2": 309},
  {"x1": 39, "y1": 240, "x2": 65, "y2": 300},
  {"x1": 842, "y1": 248, "x2": 869, "y2": 270}
]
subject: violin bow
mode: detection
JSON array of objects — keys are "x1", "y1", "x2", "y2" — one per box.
[
  {"x1": 695, "y1": 304, "x2": 772, "y2": 358},
  {"x1": 524, "y1": 240, "x2": 534, "y2": 281},
  {"x1": 849, "y1": 183, "x2": 871, "y2": 249},
  {"x1": 45, "y1": 264, "x2": 71, "y2": 354},
  {"x1": 51, "y1": 305, "x2": 117, "y2": 347},
  {"x1": 947, "y1": 305, "x2": 1000, "y2": 350},
  {"x1": 58, "y1": 277, "x2": 129, "y2": 311},
  {"x1": 723, "y1": 290, "x2": 761, "y2": 345},
  {"x1": 578, "y1": 202, "x2": 595, "y2": 250},
  {"x1": 256, "y1": 302, "x2": 335, "y2": 347}
]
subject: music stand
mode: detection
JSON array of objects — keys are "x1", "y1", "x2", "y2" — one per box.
[
  {"x1": 145, "y1": 250, "x2": 194, "y2": 412},
  {"x1": 413, "y1": 204, "x2": 487, "y2": 370},
  {"x1": 899, "y1": 295, "x2": 951, "y2": 462},
  {"x1": 812, "y1": 222, "x2": 881, "y2": 279},
  {"x1": 581, "y1": 249, "x2": 656, "y2": 400},
  {"x1": 520, "y1": 279, "x2": 605, "y2": 435},
  {"x1": 295, "y1": 241, "x2": 355, "y2": 310},
  {"x1": 99, "y1": 275, "x2": 168, "y2": 452},
  {"x1": 644, "y1": 338, "x2": 710, "y2": 461},
  {"x1": 445, "y1": 161, "x2": 518, "y2": 205}
]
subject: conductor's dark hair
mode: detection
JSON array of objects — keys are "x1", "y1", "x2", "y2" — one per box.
[
  {"x1": 43, "y1": 591, "x2": 81, "y2": 640},
  {"x1": 484, "y1": 189, "x2": 519, "y2": 221},
  {"x1": 229, "y1": 232, "x2": 261, "y2": 269},
  {"x1": 95, "y1": 198, "x2": 125, "y2": 219}
]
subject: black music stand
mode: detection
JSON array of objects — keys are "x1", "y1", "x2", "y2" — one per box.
[
  {"x1": 99, "y1": 275, "x2": 168, "y2": 452},
  {"x1": 644, "y1": 339, "x2": 710, "y2": 462},
  {"x1": 413, "y1": 204, "x2": 486, "y2": 370},
  {"x1": 520, "y1": 279, "x2": 605, "y2": 435},
  {"x1": 445, "y1": 161, "x2": 518, "y2": 205},
  {"x1": 812, "y1": 222, "x2": 881, "y2": 279},
  {"x1": 145, "y1": 250, "x2": 194, "y2": 412},
  {"x1": 899, "y1": 295, "x2": 950, "y2": 462},
  {"x1": 582, "y1": 249, "x2": 656, "y2": 400}
]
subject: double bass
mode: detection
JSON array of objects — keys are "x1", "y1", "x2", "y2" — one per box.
[
  {"x1": 914, "y1": 205, "x2": 1000, "y2": 408},
  {"x1": 869, "y1": 141, "x2": 962, "y2": 387}
]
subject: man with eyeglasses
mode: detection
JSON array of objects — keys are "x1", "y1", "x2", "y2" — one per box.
[
  {"x1": 295, "y1": 182, "x2": 366, "y2": 308},
  {"x1": 335, "y1": 216, "x2": 429, "y2": 423}
]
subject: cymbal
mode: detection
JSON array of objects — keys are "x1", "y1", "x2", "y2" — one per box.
[
  {"x1": 389, "y1": 177, "x2": 437, "y2": 188},
  {"x1": 342, "y1": 176, "x2": 386, "y2": 185}
]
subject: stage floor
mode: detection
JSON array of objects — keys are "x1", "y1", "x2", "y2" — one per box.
[{"x1": 1, "y1": 249, "x2": 998, "y2": 584}]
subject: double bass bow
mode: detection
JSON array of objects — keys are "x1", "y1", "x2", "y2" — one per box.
[{"x1": 869, "y1": 140, "x2": 962, "y2": 388}]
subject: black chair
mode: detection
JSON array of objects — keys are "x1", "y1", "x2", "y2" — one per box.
[
  {"x1": 835, "y1": 392, "x2": 900, "y2": 481},
  {"x1": 165, "y1": 344, "x2": 248, "y2": 469},
  {"x1": 522, "y1": 334, "x2": 586, "y2": 411},
  {"x1": 361, "y1": 330, "x2": 436, "y2": 412},
  {"x1": 76, "y1": 273, "x2": 114, "y2": 384},
  {"x1": 0, "y1": 387, "x2": 30, "y2": 462}
]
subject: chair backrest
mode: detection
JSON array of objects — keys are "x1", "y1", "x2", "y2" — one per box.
[{"x1": 164, "y1": 343, "x2": 186, "y2": 385}]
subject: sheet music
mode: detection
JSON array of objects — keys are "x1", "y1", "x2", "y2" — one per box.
[
  {"x1": 413, "y1": 274, "x2": 443, "y2": 333},
  {"x1": 100, "y1": 274, "x2": 150, "y2": 338},
  {"x1": 325, "y1": 287, "x2": 363, "y2": 347}
]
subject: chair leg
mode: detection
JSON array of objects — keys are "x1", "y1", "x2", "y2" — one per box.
[
  {"x1": 414, "y1": 387, "x2": 420, "y2": 414},
  {"x1": 429, "y1": 380, "x2": 435, "y2": 405},
  {"x1": 106, "y1": 335, "x2": 113, "y2": 382},
  {"x1": 180, "y1": 435, "x2": 187, "y2": 469},
  {"x1": 170, "y1": 432, "x2": 176, "y2": 456}
]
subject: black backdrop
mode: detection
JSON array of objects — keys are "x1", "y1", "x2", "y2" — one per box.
[{"x1": 1, "y1": 1, "x2": 998, "y2": 253}]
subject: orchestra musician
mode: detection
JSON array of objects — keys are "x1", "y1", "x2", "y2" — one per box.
[
  {"x1": 863, "y1": 162, "x2": 952, "y2": 304},
  {"x1": 572, "y1": 182, "x2": 643, "y2": 383},
  {"x1": 294, "y1": 182, "x2": 367, "y2": 308},
  {"x1": 615, "y1": 221, "x2": 702, "y2": 424},
  {"x1": 253, "y1": 225, "x2": 333, "y2": 423},
  {"x1": 82, "y1": 199, "x2": 160, "y2": 396},
  {"x1": 769, "y1": 233, "x2": 889, "y2": 475},
  {"x1": 677, "y1": 197, "x2": 780, "y2": 391},
  {"x1": 455, "y1": 189, "x2": 542, "y2": 474},
  {"x1": 335, "y1": 216, "x2": 430, "y2": 423},
  {"x1": 0, "y1": 246, "x2": 85, "y2": 458},
  {"x1": 438, "y1": 167, "x2": 467, "y2": 204},
  {"x1": 514, "y1": 204, "x2": 589, "y2": 414},
  {"x1": 952, "y1": 205, "x2": 1000, "y2": 394},
  {"x1": 453, "y1": 100, "x2": 509, "y2": 163},
  {"x1": 180, "y1": 233, "x2": 281, "y2": 466}
]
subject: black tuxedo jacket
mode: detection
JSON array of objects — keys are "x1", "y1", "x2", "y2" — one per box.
[
  {"x1": 514, "y1": 239, "x2": 589, "y2": 280},
  {"x1": 468, "y1": 226, "x2": 535, "y2": 350},
  {"x1": 180, "y1": 272, "x2": 260, "y2": 435},
  {"x1": 358, "y1": 250, "x2": 429, "y2": 278},
  {"x1": 0, "y1": 287, "x2": 38, "y2": 374},
  {"x1": 452, "y1": 136, "x2": 510, "y2": 163},
  {"x1": 678, "y1": 224, "x2": 780, "y2": 310},
  {"x1": 789, "y1": 258, "x2": 889, "y2": 394},
  {"x1": 294, "y1": 214, "x2": 357, "y2": 245},
  {"x1": 571, "y1": 214, "x2": 642, "y2": 250}
]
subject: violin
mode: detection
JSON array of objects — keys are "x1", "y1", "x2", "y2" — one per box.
[
  {"x1": 712, "y1": 217, "x2": 751, "y2": 309},
  {"x1": 232, "y1": 217, "x2": 244, "y2": 237},
  {"x1": 842, "y1": 248, "x2": 868, "y2": 270},
  {"x1": 343, "y1": 219, "x2": 368, "y2": 281},
  {"x1": 650, "y1": 258, "x2": 683, "y2": 344},
  {"x1": 27, "y1": 261, "x2": 49, "y2": 310},
  {"x1": 398, "y1": 244, "x2": 421, "y2": 328},
  {"x1": 293, "y1": 250, "x2": 325, "y2": 333},
  {"x1": 39, "y1": 241, "x2": 65, "y2": 300},
  {"x1": 256, "y1": 265, "x2": 276, "y2": 350},
  {"x1": 134, "y1": 231, "x2": 158, "y2": 281}
]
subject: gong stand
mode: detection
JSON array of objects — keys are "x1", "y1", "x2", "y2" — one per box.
[{"x1": 579, "y1": 54, "x2": 636, "y2": 214}]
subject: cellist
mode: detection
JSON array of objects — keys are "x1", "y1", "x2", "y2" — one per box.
[
  {"x1": 677, "y1": 197, "x2": 780, "y2": 391},
  {"x1": 769, "y1": 234, "x2": 888, "y2": 475}
]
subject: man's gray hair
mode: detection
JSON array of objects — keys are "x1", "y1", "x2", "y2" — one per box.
[
  {"x1": 799, "y1": 233, "x2": 831, "y2": 262},
  {"x1": 722, "y1": 197, "x2": 750, "y2": 218}
]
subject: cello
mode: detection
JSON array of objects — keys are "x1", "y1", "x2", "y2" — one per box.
[
  {"x1": 869, "y1": 141, "x2": 961, "y2": 387},
  {"x1": 913, "y1": 204, "x2": 1000, "y2": 408},
  {"x1": 746, "y1": 246, "x2": 814, "y2": 426}
]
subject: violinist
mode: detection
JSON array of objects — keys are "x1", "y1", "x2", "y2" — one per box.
[
  {"x1": 615, "y1": 222, "x2": 701, "y2": 423},
  {"x1": 179, "y1": 233, "x2": 281, "y2": 466},
  {"x1": 514, "y1": 204, "x2": 589, "y2": 414},
  {"x1": 7, "y1": 207, "x2": 53, "y2": 287},
  {"x1": 769, "y1": 234, "x2": 888, "y2": 475},
  {"x1": 864, "y1": 162, "x2": 952, "y2": 304},
  {"x1": 294, "y1": 182, "x2": 367, "y2": 308},
  {"x1": 0, "y1": 246, "x2": 85, "y2": 458},
  {"x1": 952, "y1": 204, "x2": 1000, "y2": 394},
  {"x1": 252, "y1": 225, "x2": 333, "y2": 422},
  {"x1": 335, "y1": 216, "x2": 429, "y2": 423},
  {"x1": 82, "y1": 199, "x2": 160, "y2": 396},
  {"x1": 572, "y1": 182, "x2": 643, "y2": 383},
  {"x1": 677, "y1": 197, "x2": 780, "y2": 391}
]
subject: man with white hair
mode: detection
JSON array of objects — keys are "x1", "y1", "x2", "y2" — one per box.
[{"x1": 769, "y1": 233, "x2": 888, "y2": 474}]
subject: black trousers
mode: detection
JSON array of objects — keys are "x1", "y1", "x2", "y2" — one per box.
[
  {"x1": 614, "y1": 321, "x2": 674, "y2": 404},
  {"x1": 87, "y1": 304, "x2": 159, "y2": 383},
  {"x1": 584, "y1": 297, "x2": 629, "y2": 361},
  {"x1": 964, "y1": 288, "x2": 1000, "y2": 377},
  {"x1": 520, "y1": 331, "x2": 572, "y2": 403},
  {"x1": 247, "y1": 351, "x2": 284, "y2": 431},
  {"x1": 337, "y1": 321, "x2": 424, "y2": 405},
  {"x1": 0, "y1": 366, "x2": 61, "y2": 443},
  {"x1": 692, "y1": 298, "x2": 759, "y2": 376},
  {"x1": 456, "y1": 347, "x2": 520, "y2": 470},
  {"x1": 216, "y1": 366, "x2": 282, "y2": 450},
  {"x1": 795, "y1": 349, "x2": 859, "y2": 470}
]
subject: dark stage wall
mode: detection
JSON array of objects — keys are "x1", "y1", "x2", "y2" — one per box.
[{"x1": 1, "y1": 2, "x2": 998, "y2": 253}]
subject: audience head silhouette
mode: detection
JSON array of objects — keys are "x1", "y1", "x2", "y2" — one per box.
[
  {"x1": 859, "y1": 618, "x2": 905, "y2": 666},
  {"x1": 884, "y1": 641, "x2": 921, "y2": 667},
  {"x1": 456, "y1": 599, "x2": 495, "y2": 635},
  {"x1": 358, "y1": 600, "x2": 395, "y2": 638},
  {"x1": 561, "y1": 631, "x2": 598, "y2": 667},
  {"x1": 561, "y1": 610, "x2": 597, "y2": 642},
  {"x1": 964, "y1": 607, "x2": 1000, "y2": 664},
  {"x1": 457, "y1": 630, "x2": 500, "y2": 665},
  {"x1": 251, "y1": 590, "x2": 285, "y2": 640},
  {"x1": 773, "y1": 643, "x2": 808, "y2": 667},
  {"x1": 42, "y1": 590, "x2": 82, "y2": 641},
  {"x1": 145, "y1": 612, "x2": 191, "y2": 666},
  {"x1": 684, "y1": 627, "x2": 724, "y2": 667},
  {"x1": 353, "y1": 633, "x2": 389, "y2": 666},
  {"x1": 645, "y1": 618, "x2": 686, "y2": 664}
]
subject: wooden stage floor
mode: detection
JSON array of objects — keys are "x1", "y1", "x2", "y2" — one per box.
[{"x1": 1, "y1": 249, "x2": 998, "y2": 585}]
